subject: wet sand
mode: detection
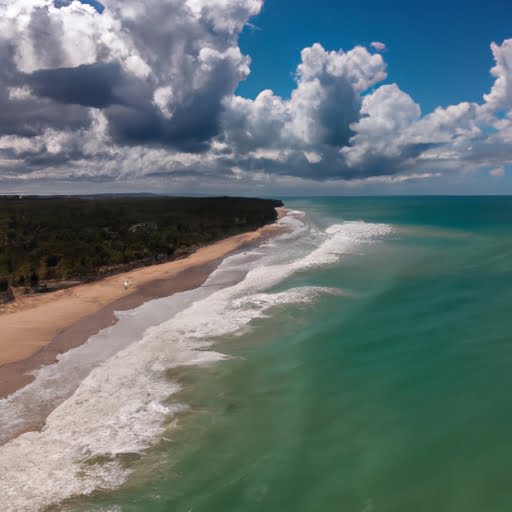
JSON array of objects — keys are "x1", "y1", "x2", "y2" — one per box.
[{"x1": 0, "y1": 218, "x2": 285, "y2": 399}]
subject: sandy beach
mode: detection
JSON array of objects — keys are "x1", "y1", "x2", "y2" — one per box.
[{"x1": 0, "y1": 215, "x2": 285, "y2": 399}]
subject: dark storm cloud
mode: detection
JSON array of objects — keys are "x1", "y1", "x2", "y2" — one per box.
[
  {"x1": 106, "y1": 104, "x2": 217, "y2": 153},
  {"x1": 26, "y1": 63, "x2": 124, "y2": 108},
  {"x1": 0, "y1": 95, "x2": 90, "y2": 137},
  {"x1": 316, "y1": 76, "x2": 360, "y2": 147},
  {"x1": 103, "y1": 59, "x2": 233, "y2": 152},
  {"x1": 20, "y1": 58, "x2": 226, "y2": 152}
]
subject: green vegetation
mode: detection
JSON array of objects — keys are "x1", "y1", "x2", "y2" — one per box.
[{"x1": 0, "y1": 196, "x2": 282, "y2": 292}]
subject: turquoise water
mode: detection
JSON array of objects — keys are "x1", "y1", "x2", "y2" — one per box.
[{"x1": 18, "y1": 198, "x2": 512, "y2": 511}]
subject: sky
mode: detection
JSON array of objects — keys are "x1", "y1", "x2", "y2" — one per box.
[
  {"x1": 237, "y1": 0, "x2": 512, "y2": 113},
  {"x1": 1, "y1": 0, "x2": 512, "y2": 195}
]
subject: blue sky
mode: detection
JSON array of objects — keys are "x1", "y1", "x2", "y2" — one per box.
[
  {"x1": 81, "y1": 0, "x2": 104, "y2": 13},
  {"x1": 238, "y1": 0, "x2": 512, "y2": 114},
  {"x1": 2, "y1": 0, "x2": 512, "y2": 195}
]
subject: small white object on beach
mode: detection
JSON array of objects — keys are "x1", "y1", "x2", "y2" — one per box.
[{"x1": 123, "y1": 280, "x2": 129, "y2": 290}]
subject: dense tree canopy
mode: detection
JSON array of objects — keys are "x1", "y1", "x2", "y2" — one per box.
[{"x1": 0, "y1": 196, "x2": 282, "y2": 290}]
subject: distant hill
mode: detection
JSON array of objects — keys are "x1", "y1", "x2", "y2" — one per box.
[{"x1": 0, "y1": 196, "x2": 283, "y2": 299}]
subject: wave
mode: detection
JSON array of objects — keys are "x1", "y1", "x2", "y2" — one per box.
[
  {"x1": 0, "y1": 213, "x2": 393, "y2": 512},
  {"x1": 0, "y1": 286, "x2": 215, "y2": 446}
]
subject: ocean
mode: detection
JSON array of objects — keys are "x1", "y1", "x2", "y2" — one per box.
[{"x1": 2, "y1": 196, "x2": 512, "y2": 511}]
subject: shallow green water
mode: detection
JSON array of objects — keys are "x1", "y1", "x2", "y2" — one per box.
[{"x1": 65, "y1": 197, "x2": 512, "y2": 512}]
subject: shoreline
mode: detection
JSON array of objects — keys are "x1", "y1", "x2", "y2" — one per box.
[{"x1": 0, "y1": 214, "x2": 286, "y2": 400}]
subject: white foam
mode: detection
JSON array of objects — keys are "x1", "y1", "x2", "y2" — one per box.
[
  {"x1": 0, "y1": 286, "x2": 215, "y2": 446},
  {"x1": 0, "y1": 213, "x2": 393, "y2": 512},
  {"x1": 233, "y1": 286, "x2": 347, "y2": 312}
]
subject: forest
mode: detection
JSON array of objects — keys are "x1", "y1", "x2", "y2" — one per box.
[{"x1": 0, "y1": 195, "x2": 282, "y2": 295}]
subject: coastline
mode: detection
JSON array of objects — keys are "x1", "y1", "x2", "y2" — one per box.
[{"x1": 0, "y1": 213, "x2": 286, "y2": 399}]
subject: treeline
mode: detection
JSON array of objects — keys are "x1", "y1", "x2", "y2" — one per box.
[{"x1": 0, "y1": 196, "x2": 282, "y2": 292}]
